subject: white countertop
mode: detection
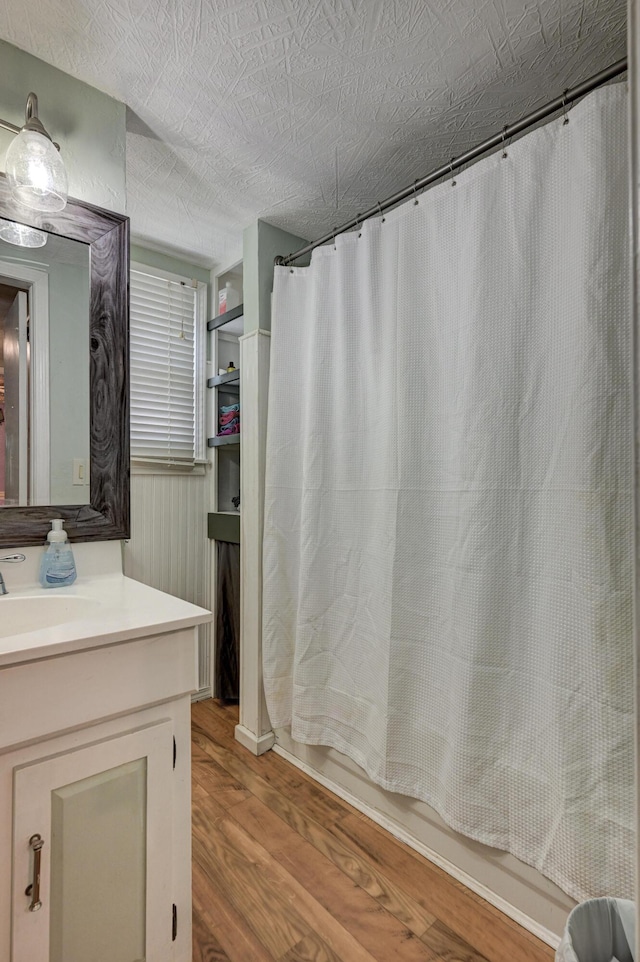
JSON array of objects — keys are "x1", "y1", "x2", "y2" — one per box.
[{"x1": 0, "y1": 573, "x2": 212, "y2": 668}]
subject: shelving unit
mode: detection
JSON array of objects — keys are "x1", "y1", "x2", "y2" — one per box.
[
  {"x1": 206, "y1": 268, "x2": 243, "y2": 466},
  {"x1": 208, "y1": 368, "x2": 240, "y2": 389},
  {"x1": 207, "y1": 365, "x2": 241, "y2": 448},
  {"x1": 208, "y1": 433, "x2": 240, "y2": 447},
  {"x1": 206, "y1": 261, "x2": 244, "y2": 701},
  {"x1": 207, "y1": 352, "x2": 241, "y2": 453},
  {"x1": 207, "y1": 364, "x2": 240, "y2": 448},
  {"x1": 207, "y1": 303, "x2": 244, "y2": 332},
  {"x1": 207, "y1": 510, "x2": 240, "y2": 543}
]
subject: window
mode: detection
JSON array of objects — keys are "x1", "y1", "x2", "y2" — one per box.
[{"x1": 130, "y1": 265, "x2": 207, "y2": 464}]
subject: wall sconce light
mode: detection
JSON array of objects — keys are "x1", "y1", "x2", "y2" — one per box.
[
  {"x1": 0, "y1": 93, "x2": 68, "y2": 213},
  {"x1": 0, "y1": 217, "x2": 47, "y2": 248}
]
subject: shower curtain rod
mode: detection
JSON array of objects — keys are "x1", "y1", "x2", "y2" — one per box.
[{"x1": 275, "y1": 57, "x2": 627, "y2": 267}]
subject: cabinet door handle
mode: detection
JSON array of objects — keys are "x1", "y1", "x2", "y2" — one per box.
[{"x1": 25, "y1": 833, "x2": 44, "y2": 911}]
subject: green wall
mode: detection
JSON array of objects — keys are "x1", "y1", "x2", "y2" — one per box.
[
  {"x1": 131, "y1": 244, "x2": 211, "y2": 317},
  {"x1": 243, "y1": 220, "x2": 309, "y2": 334},
  {"x1": 130, "y1": 244, "x2": 211, "y2": 287},
  {"x1": 0, "y1": 39, "x2": 126, "y2": 213}
]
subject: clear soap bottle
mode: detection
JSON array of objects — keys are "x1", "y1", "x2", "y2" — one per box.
[
  {"x1": 219, "y1": 280, "x2": 240, "y2": 315},
  {"x1": 39, "y1": 519, "x2": 77, "y2": 588}
]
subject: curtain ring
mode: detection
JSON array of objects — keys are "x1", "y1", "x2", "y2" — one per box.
[
  {"x1": 413, "y1": 179, "x2": 420, "y2": 205},
  {"x1": 449, "y1": 159, "x2": 457, "y2": 187},
  {"x1": 562, "y1": 90, "x2": 570, "y2": 125},
  {"x1": 332, "y1": 226, "x2": 338, "y2": 250},
  {"x1": 356, "y1": 212, "x2": 362, "y2": 237},
  {"x1": 377, "y1": 201, "x2": 385, "y2": 223},
  {"x1": 501, "y1": 125, "x2": 509, "y2": 159}
]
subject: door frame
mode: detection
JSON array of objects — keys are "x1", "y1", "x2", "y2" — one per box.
[{"x1": 0, "y1": 259, "x2": 50, "y2": 504}]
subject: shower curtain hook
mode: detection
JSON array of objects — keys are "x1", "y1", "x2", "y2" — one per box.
[
  {"x1": 413, "y1": 179, "x2": 420, "y2": 205},
  {"x1": 377, "y1": 201, "x2": 386, "y2": 223},
  {"x1": 332, "y1": 226, "x2": 338, "y2": 250},
  {"x1": 562, "y1": 90, "x2": 570, "y2": 125},
  {"x1": 449, "y1": 158, "x2": 457, "y2": 187},
  {"x1": 501, "y1": 125, "x2": 510, "y2": 159},
  {"x1": 356, "y1": 213, "x2": 362, "y2": 237}
]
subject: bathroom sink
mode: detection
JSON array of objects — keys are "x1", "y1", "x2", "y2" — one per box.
[
  {"x1": 0, "y1": 594, "x2": 102, "y2": 638},
  {"x1": 0, "y1": 571, "x2": 211, "y2": 668}
]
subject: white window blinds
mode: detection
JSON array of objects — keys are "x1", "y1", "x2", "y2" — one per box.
[{"x1": 130, "y1": 268, "x2": 205, "y2": 463}]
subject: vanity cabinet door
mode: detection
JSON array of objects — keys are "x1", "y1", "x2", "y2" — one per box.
[{"x1": 11, "y1": 719, "x2": 174, "y2": 962}]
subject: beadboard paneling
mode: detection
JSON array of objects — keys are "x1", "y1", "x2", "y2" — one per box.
[{"x1": 123, "y1": 472, "x2": 211, "y2": 693}]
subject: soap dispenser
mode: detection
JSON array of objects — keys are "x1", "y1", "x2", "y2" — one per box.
[{"x1": 39, "y1": 519, "x2": 77, "y2": 588}]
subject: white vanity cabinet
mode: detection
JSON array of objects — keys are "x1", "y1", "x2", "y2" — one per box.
[
  {"x1": 11, "y1": 719, "x2": 173, "y2": 962},
  {"x1": 0, "y1": 575, "x2": 210, "y2": 962}
]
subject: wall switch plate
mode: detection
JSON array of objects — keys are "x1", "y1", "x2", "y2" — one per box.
[{"x1": 72, "y1": 458, "x2": 88, "y2": 485}]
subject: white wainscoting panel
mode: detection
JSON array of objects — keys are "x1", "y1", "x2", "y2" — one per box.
[{"x1": 123, "y1": 472, "x2": 212, "y2": 695}]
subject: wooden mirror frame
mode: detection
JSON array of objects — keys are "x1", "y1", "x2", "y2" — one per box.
[{"x1": 0, "y1": 175, "x2": 129, "y2": 547}]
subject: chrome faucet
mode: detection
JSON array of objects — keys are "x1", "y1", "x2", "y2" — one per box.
[{"x1": 0, "y1": 554, "x2": 26, "y2": 595}]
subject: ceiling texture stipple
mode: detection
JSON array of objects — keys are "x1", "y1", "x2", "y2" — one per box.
[{"x1": 0, "y1": 0, "x2": 627, "y2": 269}]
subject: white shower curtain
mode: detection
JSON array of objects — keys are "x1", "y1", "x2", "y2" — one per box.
[{"x1": 263, "y1": 84, "x2": 633, "y2": 902}]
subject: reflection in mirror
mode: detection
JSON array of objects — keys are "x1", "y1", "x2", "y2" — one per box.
[
  {"x1": 0, "y1": 177, "x2": 129, "y2": 549},
  {"x1": 0, "y1": 231, "x2": 90, "y2": 507}
]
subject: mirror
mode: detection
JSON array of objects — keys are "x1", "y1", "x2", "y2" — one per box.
[
  {"x1": 0, "y1": 231, "x2": 90, "y2": 506},
  {"x1": 0, "y1": 173, "x2": 129, "y2": 548}
]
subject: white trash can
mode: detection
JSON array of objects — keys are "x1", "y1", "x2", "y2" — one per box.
[{"x1": 556, "y1": 898, "x2": 635, "y2": 962}]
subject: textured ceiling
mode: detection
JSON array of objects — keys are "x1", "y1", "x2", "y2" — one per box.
[{"x1": 0, "y1": 0, "x2": 627, "y2": 269}]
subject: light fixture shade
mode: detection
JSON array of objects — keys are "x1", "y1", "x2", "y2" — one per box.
[
  {"x1": 0, "y1": 217, "x2": 47, "y2": 248},
  {"x1": 5, "y1": 128, "x2": 68, "y2": 212}
]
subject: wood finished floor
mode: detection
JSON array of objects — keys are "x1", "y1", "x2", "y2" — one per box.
[{"x1": 191, "y1": 700, "x2": 555, "y2": 962}]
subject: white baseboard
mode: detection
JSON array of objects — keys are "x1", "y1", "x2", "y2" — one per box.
[
  {"x1": 273, "y1": 743, "x2": 560, "y2": 951},
  {"x1": 234, "y1": 724, "x2": 275, "y2": 756}
]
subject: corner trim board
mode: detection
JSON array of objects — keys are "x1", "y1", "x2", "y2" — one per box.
[
  {"x1": 234, "y1": 724, "x2": 275, "y2": 756},
  {"x1": 238, "y1": 328, "x2": 271, "y2": 342}
]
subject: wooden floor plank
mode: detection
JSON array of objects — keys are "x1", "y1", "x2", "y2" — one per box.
[
  {"x1": 192, "y1": 723, "x2": 351, "y2": 835},
  {"x1": 278, "y1": 933, "x2": 352, "y2": 962},
  {"x1": 192, "y1": 728, "x2": 436, "y2": 937},
  {"x1": 230, "y1": 794, "x2": 441, "y2": 962},
  {"x1": 191, "y1": 700, "x2": 555, "y2": 962},
  {"x1": 421, "y1": 920, "x2": 490, "y2": 962},
  {"x1": 192, "y1": 856, "x2": 274, "y2": 962},
  {"x1": 212, "y1": 799, "x2": 381, "y2": 962},
  {"x1": 192, "y1": 738, "x2": 242, "y2": 788},
  {"x1": 192, "y1": 780, "x2": 210, "y2": 802},
  {"x1": 205, "y1": 699, "x2": 240, "y2": 724},
  {"x1": 193, "y1": 803, "x2": 308, "y2": 959},
  {"x1": 334, "y1": 813, "x2": 552, "y2": 962},
  {"x1": 192, "y1": 739, "x2": 252, "y2": 808},
  {"x1": 193, "y1": 907, "x2": 232, "y2": 962},
  {"x1": 193, "y1": 703, "x2": 353, "y2": 811},
  {"x1": 192, "y1": 704, "x2": 354, "y2": 824}
]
